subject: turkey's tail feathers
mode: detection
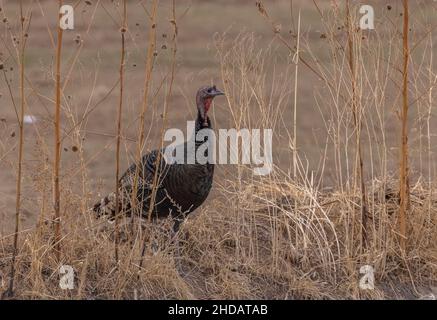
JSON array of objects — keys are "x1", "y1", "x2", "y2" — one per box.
[
  {"x1": 92, "y1": 182, "x2": 136, "y2": 221},
  {"x1": 93, "y1": 192, "x2": 123, "y2": 220},
  {"x1": 93, "y1": 192, "x2": 115, "y2": 219}
]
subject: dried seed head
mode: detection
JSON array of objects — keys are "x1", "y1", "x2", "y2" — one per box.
[
  {"x1": 256, "y1": 1, "x2": 268, "y2": 17},
  {"x1": 75, "y1": 34, "x2": 82, "y2": 44},
  {"x1": 273, "y1": 24, "x2": 281, "y2": 34}
]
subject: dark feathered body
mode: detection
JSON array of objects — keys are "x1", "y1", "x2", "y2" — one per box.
[{"x1": 93, "y1": 112, "x2": 215, "y2": 230}]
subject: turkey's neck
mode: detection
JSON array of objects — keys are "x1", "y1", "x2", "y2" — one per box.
[
  {"x1": 196, "y1": 109, "x2": 212, "y2": 132},
  {"x1": 195, "y1": 110, "x2": 212, "y2": 149},
  {"x1": 196, "y1": 95, "x2": 212, "y2": 126},
  {"x1": 191, "y1": 110, "x2": 214, "y2": 165}
]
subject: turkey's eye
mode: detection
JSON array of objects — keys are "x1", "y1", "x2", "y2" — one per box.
[{"x1": 207, "y1": 88, "x2": 212, "y2": 93}]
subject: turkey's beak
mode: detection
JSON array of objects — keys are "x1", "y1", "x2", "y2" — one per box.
[{"x1": 211, "y1": 88, "x2": 225, "y2": 97}]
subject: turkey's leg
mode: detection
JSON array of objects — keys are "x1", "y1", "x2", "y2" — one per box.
[{"x1": 171, "y1": 217, "x2": 184, "y2": 273}]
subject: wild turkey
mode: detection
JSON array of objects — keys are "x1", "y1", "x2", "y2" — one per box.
[{"x1": 93, "y1": 85, "x2": 224, "y2": 233}]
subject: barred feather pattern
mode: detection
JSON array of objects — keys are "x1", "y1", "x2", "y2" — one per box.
[{"x1": 92, "y1": 114, "x2": 214, "y2": 230}]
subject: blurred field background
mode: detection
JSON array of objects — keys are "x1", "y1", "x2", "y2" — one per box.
[
  {"x1": 0, "y1": 0, "x2": 436, "y2": 299},
  {"x1": 0, "y1": 0, "x2": 310, "y2": 233}
]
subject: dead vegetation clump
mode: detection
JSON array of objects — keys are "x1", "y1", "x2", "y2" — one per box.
[{"x1": 0, "y1": 172, "x2": 435, "y2": 299}]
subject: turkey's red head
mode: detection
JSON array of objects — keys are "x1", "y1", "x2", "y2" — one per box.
[{"x1": 196, "y1": 85, "x2": 225, "y2": 126}]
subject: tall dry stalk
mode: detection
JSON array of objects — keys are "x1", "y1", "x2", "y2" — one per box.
[
  {"x1": 114, "y1": 0, "x2": 127, "y2": 263},
  {"x1": 345, "y1": 0, "x2": 368, "y2": 249},
  {"x1": 399, "y1": 0, "x2": 410, "y2": 252},
  {"x1": 146, "y1": 0, "x2": 177, "y2": 224},
  {"x1": 131, "y1": 0, "x2": 158, "y2": 233},
  {"x1": 5, "y1": 0, "x2": 26, "y2": 298},
  {"x1": 292, "y1": 11, "x2": 300, "y2": 181},
  {"x1": 53, "y1": 0, "x2": 64, "y2": 261},
  {"x1": 427, "y1": 31, "x2": 433, "y2": 216},
  {"x1": 291, "y1": 10, "x2": 301, "y2": 247},
  {"x1": 139, "y1": 0, "x2": 178, "y2": 270}
]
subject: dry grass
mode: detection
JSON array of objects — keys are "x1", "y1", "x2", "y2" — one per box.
[
  {"x1": 4, "y1": 0, "x2": 27, "y2": 298},
  {"x1": 0, "y1": 167, "x2": 435, "y2": 299},
  {"x1": 0, "y1": 1, "x2": 436, "y2": 300}
]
